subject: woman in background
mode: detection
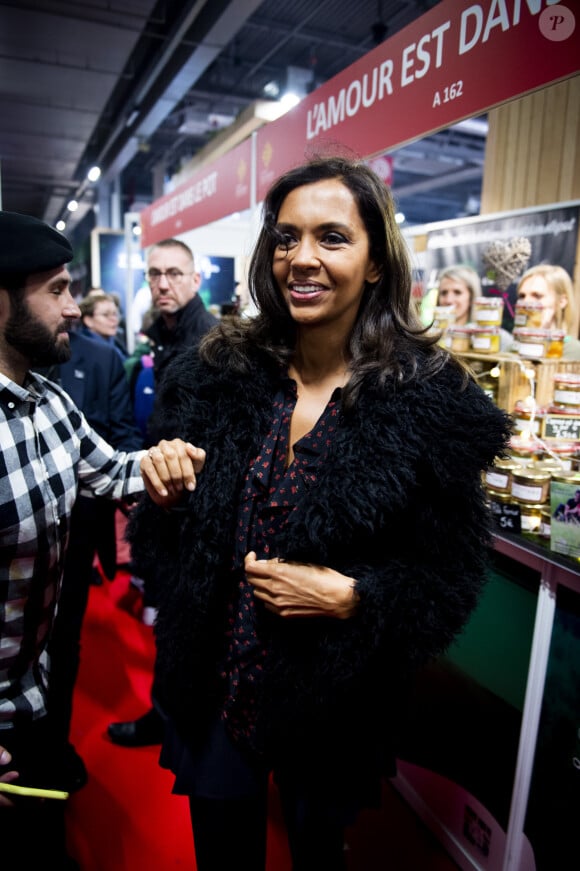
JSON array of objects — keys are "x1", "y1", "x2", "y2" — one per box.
[
  {"x1": 130, "y1": 155, "x2": 511, "y2": 871},
  {"x1": 437, "y1": 264, "x2": 513, "y2": 351},
  {"x1": 79, "y1": 290, "x2": 127, "y2": 359},
  {"x1": 516, "y1": 263, "x2": 580, "y2": 359}
]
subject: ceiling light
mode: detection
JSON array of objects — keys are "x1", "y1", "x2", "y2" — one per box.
[
  {"x1": 87, "y1": 166, "x2": 101, "y2": 182},
  {"x1": 395, "y1": 212, "x2": 405, "y2": 224},
  {"x1": 263, "y1": 80, "x2": 280, "y2": 99},
  {"x1": 56, "y1": 220, "x2": 66, "y2": 231},
  {"x1": 67, "y1": 199, "x2": 78, "y2": 212},
  {"x1": 279, "y1": 92, "x2": 301, "y2": 111}
]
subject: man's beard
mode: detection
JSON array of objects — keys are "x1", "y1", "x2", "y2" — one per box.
[{"x1": 4, "y1": 294, "x2": 73, "y2": 366}]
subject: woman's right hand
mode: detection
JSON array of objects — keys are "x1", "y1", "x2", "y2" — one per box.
[{"x1": 0, "y1": 747, "x2": 19, "y2": 808}]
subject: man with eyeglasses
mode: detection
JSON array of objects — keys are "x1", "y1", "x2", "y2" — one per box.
[
  {"x1": 108, "y1": 237, "x2": 218, "y2": 749},
  {"x1": 142, "y1": 238, "x2": 217, "y2": 384}
]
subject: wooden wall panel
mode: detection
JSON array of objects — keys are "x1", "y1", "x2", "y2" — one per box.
[{"x1": 480, "y1": 77, "x2": 580, "y2": 338}]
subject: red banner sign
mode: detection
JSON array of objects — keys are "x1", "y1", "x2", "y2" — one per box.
[
  {"x1": 142, "y1": 0, "x2": 579, "y2": 241},
  {"x1": 255, "y1": 0, "x2": 579, "y2": 199},
  {"x1": 140, "y1": 139, "x2": 252, "y2": 247}
]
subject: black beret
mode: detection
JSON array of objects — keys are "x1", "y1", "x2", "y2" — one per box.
[{"x1": 0, "y1": 210, "x2": 73, "y2": 276}]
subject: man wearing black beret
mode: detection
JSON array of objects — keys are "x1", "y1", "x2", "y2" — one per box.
[{"x1": 0, "y1": 211, "x2": 196, "y2": 868}]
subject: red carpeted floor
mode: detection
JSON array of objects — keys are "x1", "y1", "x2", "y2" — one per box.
[{"x1": 65, "y1": 563, "x2": 458, "y2": 870}]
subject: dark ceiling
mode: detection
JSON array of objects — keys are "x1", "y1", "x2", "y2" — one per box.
[{"x1": 0, "y1": 0, "x2": 488, "y2": 245}]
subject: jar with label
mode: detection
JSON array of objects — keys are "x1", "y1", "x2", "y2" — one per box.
[
  {"x1": 544, "y1": 440, "x2": 578, "y2": 470},
  {"x1": 535, "y1": 458, "x2": 568, "y2": 475},
  {"x1": 484, "y1": 458, "x2": 520, "y2": 493},
  {"x1": 512, "y1": 402, "x2": 544, "y2": 437},
  {"x1": 470, "y1": 326, "x2": 501, "y2": 354},
  {"x1": 514, "y1": 300, "x2": 544, "y2": 329},
  {"x1": 446, "y1": 325, "x2": 472, "y2": 353},
  {"x1": 511, "y1": 468, "x2": 551, "y2": 504},
  {"x1": 512, "y1": 328, "x2": 565, "y2": 359},
  {"x1": 552, "y1": 372, "x2": 580, "y2": 410},
  {"x1": 473, "y1": 297, "x2": 504, "y2": 327},
  {"x1": 518, "y1": 502, "x2": 545, "y2": 534},
  {"x1": 432, "y1": 305, "x2": 456, "y2": 332},
  {"x1": 508, "y1": 435, "x2": 543, "y2": 465}
]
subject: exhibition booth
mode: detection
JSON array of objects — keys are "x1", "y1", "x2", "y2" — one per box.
[{"x1": 105, "y1": 3, "x2": 579, "y2": 869}]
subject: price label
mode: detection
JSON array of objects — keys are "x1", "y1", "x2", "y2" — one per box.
[
  {"x1": 543, "y1": 414, "x2": 580, "y2": 441},
  {"x1": 489, "y1": 499, "x2": 521, "y2": 534}
]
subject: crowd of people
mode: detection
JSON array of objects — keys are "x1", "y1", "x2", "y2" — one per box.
[{"x1": 2, "y1": 153, "x2": 579, "y2": 869}]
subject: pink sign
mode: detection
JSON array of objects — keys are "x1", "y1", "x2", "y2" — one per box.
[
  {"x1": 140, "y1": 139, "x2": 252, "y2": 246},
  {"x1": 255, "y1": 0, "x2": 579, "y2": 200},
  {"x1": 142, "y1": 1, "x2": 579, "y2": 239}
]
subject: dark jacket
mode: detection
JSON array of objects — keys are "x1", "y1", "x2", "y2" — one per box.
[
  {"x1": 60, "y1": 331, "x2": 143, "y2": 450},
  {"x1": 145, "y1": 294, "x2": 218, "y2": 386},
  {"x1": 59, "y1": 330, "x2": 143, "y2": 578},
  {"x1": 128, "y1": 345, "x2": 511, "y2": 798}
]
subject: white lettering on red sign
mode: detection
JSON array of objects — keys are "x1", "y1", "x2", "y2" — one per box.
[{"x1": 150, "y1": 171, "x2": 218, "y2": 227}]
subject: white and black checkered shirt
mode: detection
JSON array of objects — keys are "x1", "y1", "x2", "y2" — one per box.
[{"x1": 0, "y1": 370, "x2": 146, "y2": 728}]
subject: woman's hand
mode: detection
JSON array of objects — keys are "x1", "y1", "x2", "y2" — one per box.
[
  {"x1": 141, "y1": 439, "x2": 206, "y2": 507},
  {"x1": 244, "y1": 551, "x2": 359, "y2": 619},
  {"x1": 0, "y1": 747, "x2": 19, "y2": 808}
]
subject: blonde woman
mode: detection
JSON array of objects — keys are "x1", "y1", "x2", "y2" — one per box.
[{"x1": 516, "y1": 264, "x2": 580, "y2": 359}]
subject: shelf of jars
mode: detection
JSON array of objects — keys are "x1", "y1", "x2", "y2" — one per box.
[{"x1": 432, "y1": 300, "x2": 580, "y2": 564}]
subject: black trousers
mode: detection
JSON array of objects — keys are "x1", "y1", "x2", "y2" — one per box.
[
  {"x1": 0, "y1": 719, "x2": 69, "y2": 864},
  {"x1": 48, "y1": 495, "x2": 117, "y2": 747},
  {"x1": 188, "y1": 786, "x2": 347, "y2": 871}
]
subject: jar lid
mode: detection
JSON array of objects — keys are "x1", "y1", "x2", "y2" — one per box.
[
  {"x1": 447, "y1": 325, "x2": 473, "y2": 336},
  {"x1": 551, "y1": 471, "x2": 580, "y2": 484},
  {"x1": 512, "y1": 470, "x2": 551, "y2": 484},
  {"x1": 515, "y1": 301, "x2": 545, "y2": 310},
  {"x1": 475, "y1": 296, "x2": 503, "y2": 307},
  {"x1": 487, "y1": 490, "x2": 517, "y2": 502},
  {"x1": 513, "y1": 327, "x2": 566, "y2": 339},
  {"x1": 513, "y1": 401, "x2": 546, "y2": 416},
  {"x1": 433, "y1": 305, "x2": 455, "y2": 315},
  {"x1": 516, "y1": 501, "x2": 547, "y2": 510},
  {"x1": 509, "y1": 435, "x2": 542, "y2": 451},
  {"x1": 471, "y1": 325, "x2": 500, "y2": 334},
  {"x1": 553, "y1": 372, "x2": 580, "y2": 385},
  {"x1": 546, "y1": 404, "x2": 580, "y2": 416},
  {"x1": 491, "y1": 457, "x2": 520, "y2": 470},
  {"x1": 546, "y1": 440, "x2": 579, "y2": 454}
]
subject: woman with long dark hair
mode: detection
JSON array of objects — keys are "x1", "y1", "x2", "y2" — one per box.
[{"x1": 131, "y1": 155, "x2": 511, "y2": 871}]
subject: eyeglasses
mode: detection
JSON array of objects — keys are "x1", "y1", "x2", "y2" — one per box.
[{"x1": 147, "y1": 269, "x2": 191, "y2": 285}]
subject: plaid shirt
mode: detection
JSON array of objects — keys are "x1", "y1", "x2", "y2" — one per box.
[{"x1": 0, "y1": 370, "x2": 146, "y2": 728}]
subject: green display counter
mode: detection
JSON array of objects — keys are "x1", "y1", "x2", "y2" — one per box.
[{"x1": 392, "y1": 532, "x2": 580, "y2": 871}]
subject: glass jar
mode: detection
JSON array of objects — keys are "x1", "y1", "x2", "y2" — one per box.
[
  {"x1": 470, "y1": 326, "x2": 501, "y2": 354},
  {"x1": 432, "y1": 305, "x2": 456, "y2": 331},
  {"x1": 535, "y1": 458, "x2": 568, "y2": 475},
  {"x1": 512, "y1": 328, "x2": 565, "y2": 359},
  {"x1": 511, "y1": 468, "x2": 551, "y2": 504},
  {"x1": 518, "y1": 502, "x2": 545, "y2": 534},
  {"x1": 473, "y1": 297, "x2": 504, "y2": 327},
  {"x1": 544, "y1": 440, "x2": 579, "y2": 471},
  {"x1": 512, "y1": 402, "x2": 544, "y2": 437},
  {"x1": 446, "y1": 325, "x2": 472, "y2": 353},
  {"x1": 508, "y1": 435, "x2": 543, "y2": 465},
  {"x1": 552, "y1": 373, "x2": 580, "y2": 410},
  {"x1": 514, "y1": 300, "x2": 544, "y2": 329},
  {"x1": 484, "y1": 458, "x2": 520, "y2": 493}
]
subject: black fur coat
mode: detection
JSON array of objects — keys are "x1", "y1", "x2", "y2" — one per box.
[{"x1": 128, "y1": 343, "x2": 511, "y2": 797}]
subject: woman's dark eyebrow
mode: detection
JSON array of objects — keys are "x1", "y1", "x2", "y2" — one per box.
[{"x1": 275, "y1": 221, "x2": 352, "y2": 233}]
